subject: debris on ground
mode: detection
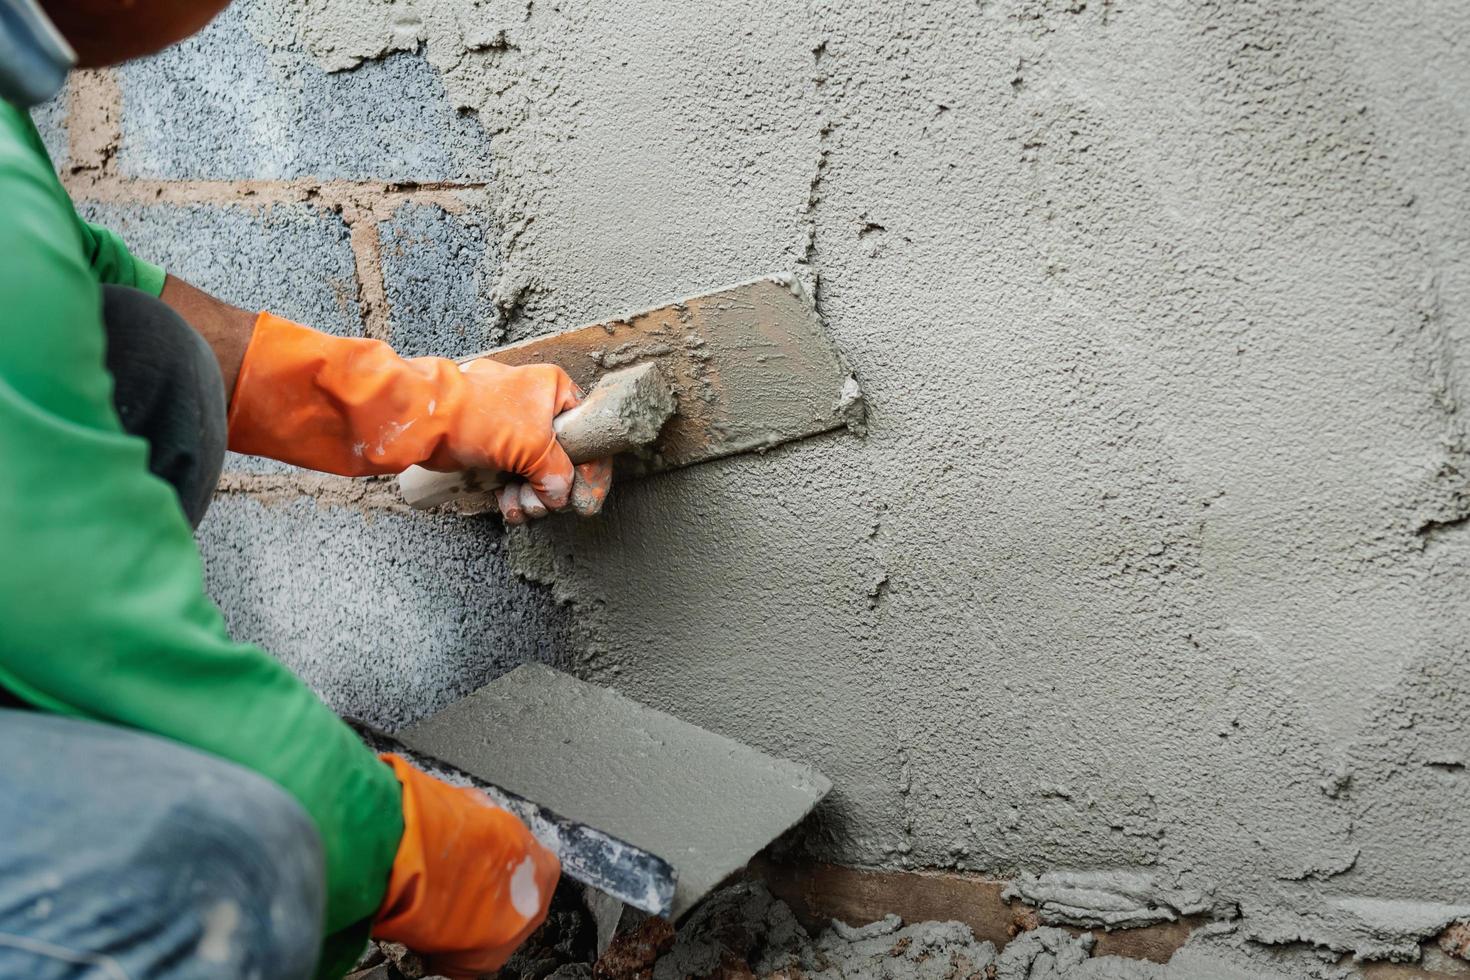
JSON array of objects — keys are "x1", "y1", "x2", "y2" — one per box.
[
  {"x1": 590, "y1": 915, "x2": 675, "y2": 980},
  {"x1": 1438, "y1": 920, "x2": 1470, "y2": 960},
  {"x1": 346, "y1": 878, "x2": 1407, "y2": 980},
  {"x1": 379, "y1": 941, "x2": 426, "y2": 978},
  {"x1": 348, "y1": 879, "x2": 1002, "y2": 980}
]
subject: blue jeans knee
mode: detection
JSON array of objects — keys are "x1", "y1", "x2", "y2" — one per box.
[{"x1": 0, "y1": 710, "x2": 326, "y2": 979}]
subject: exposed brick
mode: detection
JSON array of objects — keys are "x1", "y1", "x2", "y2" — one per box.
[
  {"x1": 196, "y1": 495, "x2": 572, "y2": 730},
  {"x1": 79, "y1": 200, "x2": 362, "y2": 476},
  {"x1": 1439, "y1": 921, "x2": 1470, "y2": 960},
  {"x1": 116, "y1": 0, "x2": 492, "y2": 182},
  {"x1": 78, "y1": 200, "x2": 362, "y2": 334},
  {"x1": 380, "y1": 201, "x2": 500, "y2": 359}
]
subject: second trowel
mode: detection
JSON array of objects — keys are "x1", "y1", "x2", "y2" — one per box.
[{"x1": 364, "y1": 665, "x2": 831, "y2": 922}]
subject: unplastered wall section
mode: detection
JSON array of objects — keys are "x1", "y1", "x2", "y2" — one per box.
[
  {"x1": 35, "y1": 9, "x2": 574, "y2": 732},
  {"x1": 39, "y1": 0, "x2": 1470, "y2": 967}
]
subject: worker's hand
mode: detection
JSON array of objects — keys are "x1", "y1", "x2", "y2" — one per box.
[
  {"x1": 228, "y1": 314, "x2": 615, "y2": 514},
  {"x1": 449, "y1": 358, "x2": 581, "y2": 512},
  {"x1": 453, "y1": 359, "x2": 615, "y2": 522},
  {"x1": 373, "y1": 755, "x2": 560, "y2": 979}
]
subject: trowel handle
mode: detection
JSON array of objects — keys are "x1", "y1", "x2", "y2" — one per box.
[{"x1": 397, "y1": 362, "x2": 675, "y2": 510}]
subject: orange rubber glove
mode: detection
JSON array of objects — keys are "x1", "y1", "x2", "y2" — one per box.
[
  {"x1": 228, "y1": 312, "x2": 580, "y2": 507},
  {"x1": 373, "y1": 755, "x2": 560, "y2": 978}
]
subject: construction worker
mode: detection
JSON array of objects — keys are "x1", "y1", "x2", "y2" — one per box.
[{"x1": 0, "y1": 0, "x2": 615, "y2": 977}]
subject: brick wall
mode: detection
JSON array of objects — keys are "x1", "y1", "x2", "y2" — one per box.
[{"x1": 34, "y1": 9, "x2": 570, "y2": 731}]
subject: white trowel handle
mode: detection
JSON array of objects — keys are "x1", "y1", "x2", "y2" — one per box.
[{"x1": 397, "y1": 362, "x2": 675, "y2": 510}]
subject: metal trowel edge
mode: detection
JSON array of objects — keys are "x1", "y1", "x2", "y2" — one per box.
[{"x1": 350, "y1": 721, "x2": 678, "y2": 917}]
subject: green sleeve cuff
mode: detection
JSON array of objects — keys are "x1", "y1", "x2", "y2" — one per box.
[
  {"x1": 78, "y1": 219, "x2": 166, "y2": 296},
  {"x1": 133, "y1": 256, "x2": 166, "y2": 297}
]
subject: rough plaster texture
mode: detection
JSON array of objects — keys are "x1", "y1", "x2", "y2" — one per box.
[
  {"x1": 107, "y1": 0, "x2": 1470, "y2": 970},
  {"x1": 197, "y1": 495, "x2": 572, "y2": 730}
]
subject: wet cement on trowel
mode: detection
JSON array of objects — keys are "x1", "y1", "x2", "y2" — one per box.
[{"x1": 397, "y1": 664, "x2": 831, "y2": 917}]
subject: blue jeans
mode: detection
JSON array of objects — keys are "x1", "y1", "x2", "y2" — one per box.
[{"x1": 0, "y1": 710, "x2": 326, "y2": 979}]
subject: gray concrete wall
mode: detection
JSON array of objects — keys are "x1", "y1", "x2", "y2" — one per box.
[{"x1": 49, "y1": 0, "x2": 1470, "y2": 968}]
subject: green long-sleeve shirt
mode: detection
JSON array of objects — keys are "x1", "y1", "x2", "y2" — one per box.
[{"x1": 0, "y1": 99, "x2": 403, "y2": 977}]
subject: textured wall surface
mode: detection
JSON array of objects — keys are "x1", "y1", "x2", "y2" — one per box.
[{"x1": 52, "y1": 0, "x2": 1470, "y2": 970}]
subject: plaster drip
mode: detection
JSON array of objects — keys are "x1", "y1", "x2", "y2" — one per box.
[{"x1": 1003, "y1": 871, "x2": 1216, "y2": 930}]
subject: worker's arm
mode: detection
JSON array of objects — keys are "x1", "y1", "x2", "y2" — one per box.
[
  {"x1": 0, "y1": 131, "x2": 403, "y2": 975},
  {"x1": 146, "y1": 274, "x2": 613, "y2": 522},
  {"x1": 159, "y1": 273, "x2": 254, "y2": 395}
]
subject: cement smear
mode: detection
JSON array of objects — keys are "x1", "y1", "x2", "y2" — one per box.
[
  {"x1": 605, "y1": 881, "x2": 1389, "y2": 980},
  {"x1": 253, "y1": 0, "x2": 1470, "y2": 971},
  {"x1": 1003, "y1": 871, "x2": 1217, "y2": 929}
]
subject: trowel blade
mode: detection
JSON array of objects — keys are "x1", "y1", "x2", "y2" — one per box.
[
  {"x1": 350, "y1": 720, "x2": 678, "y2": 917},
  {"x1": 394, "y1": 664, "x2": 832, "y2": 919},
  {"x1": 481, "y1": 273, "x2": 863, "y2": 472}
]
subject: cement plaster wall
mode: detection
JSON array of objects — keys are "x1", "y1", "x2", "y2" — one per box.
[{"x1": 107, "y1": 0, "x2": 1470, "y2": 967}]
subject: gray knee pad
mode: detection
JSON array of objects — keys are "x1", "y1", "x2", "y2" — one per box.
[{"x1": 100, "y1": 284, "x2": 227, "y2": 528}]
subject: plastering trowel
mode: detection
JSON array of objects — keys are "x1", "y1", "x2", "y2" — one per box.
[
  {"x1": 354, "y1": 665, "x2": 832, "y2": 924},
  {"x1": 397, "y1": 272, "x2": 864, "y2": 509}
]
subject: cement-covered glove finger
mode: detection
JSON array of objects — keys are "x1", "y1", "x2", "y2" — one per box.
[
  {"x1": 499, "y1": 461, "x2": 612, "y2": 523},
  {"x1": 519, "y1": 482, "x2": 549, "y2": 520},
  {"x1": 569, "y1": 459, "x2": 614, "y2": 517},
  {"x1": 496, "y1": 482, "x2": 527, "y2": 526},
  {"x1": 522, "y1": 438, "x2": 576, "y2": 511},
  {"x1": 494, "y1": 381, "x2": 597, "y2": 523},
  {"x1": 495, "y1": 481, "x2": 554, "y2": 525}
]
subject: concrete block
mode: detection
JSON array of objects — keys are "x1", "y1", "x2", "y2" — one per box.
[
  {"x1": 30, "y1": 83, "x2": 68, "y2": 168},
  {"x1": 196, "y1": 495, "x2": 571, "y2": 730},
  {"x1": 79, "y1": 201, "x2": 362, "y2": 336},
  {"x1": 80, "y1": 200, "x2": 361, "y2": 477},
  {"x1": 116, "y1": 1, "x2": 492, "y2": 182},
  {"x1": 380, "y1": 202, "x2": 499, "y2": 359},
  {"x1": 221, "y1": 452, "x2": 301, "y2": 476}
]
